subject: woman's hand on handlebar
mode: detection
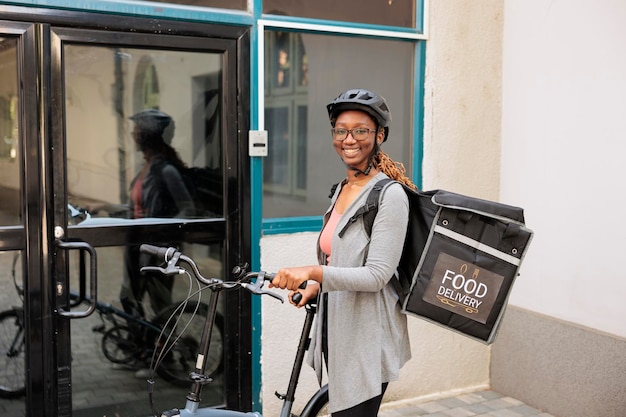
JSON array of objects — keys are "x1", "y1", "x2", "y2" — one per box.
[
  {"x1": 269, "y1": 265, "x2": 322, "y2": 291},
  {"x1": 289, "y1": 282, "x2": 320, "y2": 307}
]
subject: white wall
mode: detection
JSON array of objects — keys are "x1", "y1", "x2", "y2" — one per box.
[{"x1": 501, "y1": 0, "x2": 626, "y2": 338}]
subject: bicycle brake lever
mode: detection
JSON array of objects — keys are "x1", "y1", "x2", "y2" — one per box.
[
  {"x1": 140, "y1": 266, "x2": 166, "y2": 274},
  {"x1": 140, "y1": 251, "x2": 184, "y2": 276},
  {"x1": 241, "y1": 273, "x2": 284, "y2": 303},
  {"x1": 140, "y1": 265, "x2": 184, "y2": 276},
  {"x1": 261, "y1": 289, "x2": 284, "y2": 303}
]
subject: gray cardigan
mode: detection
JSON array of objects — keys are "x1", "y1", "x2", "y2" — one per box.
[{"x1": 307, "y1": 172, "x2": 412, "y2": 413}]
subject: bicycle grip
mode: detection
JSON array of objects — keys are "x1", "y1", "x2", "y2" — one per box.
[
  {"x1": 263, "y1": 272, "x2": 306, "y2": 290},
  {"x1": 139, "y1": 244, "x2": 175, "y2": 259},
  {"x1": 264, "y1": 273, "x2": 307, "y2": 290},
  {"x1": 292, "y1": 292, "x2": 303, "y2": 304}
]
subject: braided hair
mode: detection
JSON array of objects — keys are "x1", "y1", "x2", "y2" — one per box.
[
  {"x1": 370, "y1": 124, "x2": 417, "y2": 191},
  {"x1": 374, "y1": 148, "x2": 416, "y2": 190}
]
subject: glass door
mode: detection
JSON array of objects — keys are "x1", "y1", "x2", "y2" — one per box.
[
  {"x1": 0, "y1": 13, "x2": 250, "y2": 417},
  {"x1": 0, "y1": 24, "x2": 29, "y2": 415}
]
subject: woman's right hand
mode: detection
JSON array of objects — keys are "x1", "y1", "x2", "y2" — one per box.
[{"x1": 289, "y1": 282, "x2": 320, "y2": 308}]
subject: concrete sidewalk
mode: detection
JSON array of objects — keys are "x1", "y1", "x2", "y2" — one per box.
[{"x1": 379, "y1": 390, "x2": 555, "y2": 417}]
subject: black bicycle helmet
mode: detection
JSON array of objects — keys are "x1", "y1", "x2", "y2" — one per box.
[
  {"x1": 130, "y1": 109, "x2": 175, "y2": 144},
  {"x1": 326, "y1": 88, "x2": 392, "y2": 141}
]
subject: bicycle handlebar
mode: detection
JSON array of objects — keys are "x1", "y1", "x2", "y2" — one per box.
[
  {"x1": 138, "y1": 244, "x2": 305, "y2": 303},
  {"x1": 138, "y1": 243, "x2": 177, "y2": 259}
]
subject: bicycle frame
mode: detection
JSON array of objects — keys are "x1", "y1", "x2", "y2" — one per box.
[
  {"x1": 152, "y1": 260, "x2": 261, "y2": 417},
  {"x1": 156, "y1": 292, "x2": 327, "y2": 417},
  {"x1": 8, "y1": 307, "x2": 25, "y2": 355},
  {"x1": 90, "y1": 297, "x2": 163, "y2": 334},
  {"x1": 276, "y1": 302, "x2": 328, "y2": 417}
]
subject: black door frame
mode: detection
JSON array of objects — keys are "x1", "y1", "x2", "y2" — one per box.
[{"x1": 0, "y1": 6, "x2": 251, "y2": 416}]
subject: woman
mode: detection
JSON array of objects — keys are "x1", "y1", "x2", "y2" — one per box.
[
  {"x1": 271, "y1": 89, "x2": 415, "y2": 416},
  {"x1": 122, "y1": 109, "x2": 195, "y2": 318},
  {"x1": 128, "y1": 109, "x2": 195, "y2": 220}
]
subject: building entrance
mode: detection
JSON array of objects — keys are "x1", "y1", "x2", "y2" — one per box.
[{"x1": 0, "y1": 10, "x2": 250, "y2": 417}]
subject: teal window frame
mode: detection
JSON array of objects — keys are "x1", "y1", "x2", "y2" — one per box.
[{"x1": 255, "y1": 19, "x2": 426, "y2": 236}]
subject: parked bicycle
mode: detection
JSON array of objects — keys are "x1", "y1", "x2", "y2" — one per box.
[
  {"x1": 0, "y1": 251, "x2": 225, "y2": 398},
  {"x1": 0, "y1": 252, "x2": 26, "y2": 398},
  {"x1": 88, "y1": 291, "x2": 223, "y2": 387},
  {"x1": 138, "y1": 244, "x2": 328, "y2": 417}
]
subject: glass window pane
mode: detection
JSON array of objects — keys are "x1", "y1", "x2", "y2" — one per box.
[
  {"x1": 0, "y1": 37, "x2": 20, "y2": 226},
  {"x1": 264, "y1": 106, "x2": 290, "y2": 190},
  {"x1": 263, "y1": 31, "x2": 414, "y2": 218},
  {"x1": 64, "y1": 45, "x2": 224, "y2": 224},
  {"x1": 67, "y1": 243, "x2": 225, "y2": 415},
  {"x1": 264, "y1": 0, "x2": 416, "y2": 28},
  {"x1": 62, "y1": 44, "x2": 226, "y2": 413},
  {"x1": 295, "y1": 104, "x2": 307, "y2": 190}
]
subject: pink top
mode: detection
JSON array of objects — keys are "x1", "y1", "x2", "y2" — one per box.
[
  {"x1": 131, "y1": 175, "x2": 145, "y2": 219},
  {"x1": 320, "y1": 207, "x2": 342, "y2": 264}
]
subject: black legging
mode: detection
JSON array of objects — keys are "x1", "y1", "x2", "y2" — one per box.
[{"x1": 331, "y1": 383, "x2": 388, "y2": 417}]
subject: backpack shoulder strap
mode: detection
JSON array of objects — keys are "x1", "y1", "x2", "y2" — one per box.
[
  {"x1": 329, "y1": 182, "x2": 340, "y2": 199},
  {"x1": 337, "y1": 178, "x2": 394, "y2": 238}
]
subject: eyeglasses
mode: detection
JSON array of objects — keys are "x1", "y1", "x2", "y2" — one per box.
[{"x1": 331, "y1": 128, "x2": 377, "y2": 142}]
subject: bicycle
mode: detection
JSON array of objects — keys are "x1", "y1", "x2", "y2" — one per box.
[
  {"x1": 0, "y1": 250, "x2": 225, "y2": 398},
  {"x1": 0, "y1": 252, "x2": 26, "y2": 399},
  {"x1": 89, "y1": 292, "x2": 224, "y2": 387},
  {"x1": 138, "y1": 244, "x2": 328, "y2": 417}
]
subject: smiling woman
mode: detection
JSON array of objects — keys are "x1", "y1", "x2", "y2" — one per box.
[
  {"x1": 269, "y1": 88, "x2": 415, "y2": 416},
  {"x1": 332, "y1": 111, "x2": 381, "y2": 178}
]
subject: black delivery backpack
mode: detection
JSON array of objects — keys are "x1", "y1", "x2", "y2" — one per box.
[
  {"x1": 401, "y1": 187, "x2": 533, "y2": 344},
  {"x1": 339, "y1": 179, "x2": 534, "y2": 345}
]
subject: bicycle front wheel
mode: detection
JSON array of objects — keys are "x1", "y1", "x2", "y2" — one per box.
[
  {"x1": 0, "y1": 308, "x2": 26, "y2": 398},
  {"x1": 152, "y1": 301, "x2": 224, "y2": 387},
  {"x1": 300, "y1": 384, "x2": 329, "y2": 417},
  {"x1": 101, "y1": 325, "x2": 144, "y2": 364}
]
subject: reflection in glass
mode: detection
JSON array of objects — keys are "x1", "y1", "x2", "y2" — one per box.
[
  {"x1": 64, "y1": 45, "x2": 224, "y2": 224},
  {"x1": 296, "y1": 105, "x2": 307, "y2": 190},
  {"x1": 0, "y1": 37, "x2": 20, "y2": 226},
  {"x1": 62, "y1": 43, "x2": 228, "y2": 413},
  {"x1": 125, "y1": 109, "x2": 196, "y2": 221},
  {"x1": 273, "y1": 32, "x2": 290, "y2": 89},
  {"x1": 264, "y1": 106, "x2": 290, "y2": 189},
  {"x1": 264, "y1": 32, "x2": 308, "y2": 202},
  {"x1": 67, "y1": 243, "x2": 225, "y2": 415},
  {"x1": 296, "y1": 42, "x2": 308, "y2": 87},
  {"x1": 0, "y1": 250, "x2": 25, "y2": 413}
]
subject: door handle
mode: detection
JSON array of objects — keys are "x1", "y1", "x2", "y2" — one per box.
[{"x1": 56, "y1": 240, "x2": 98, "y2": 319}]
